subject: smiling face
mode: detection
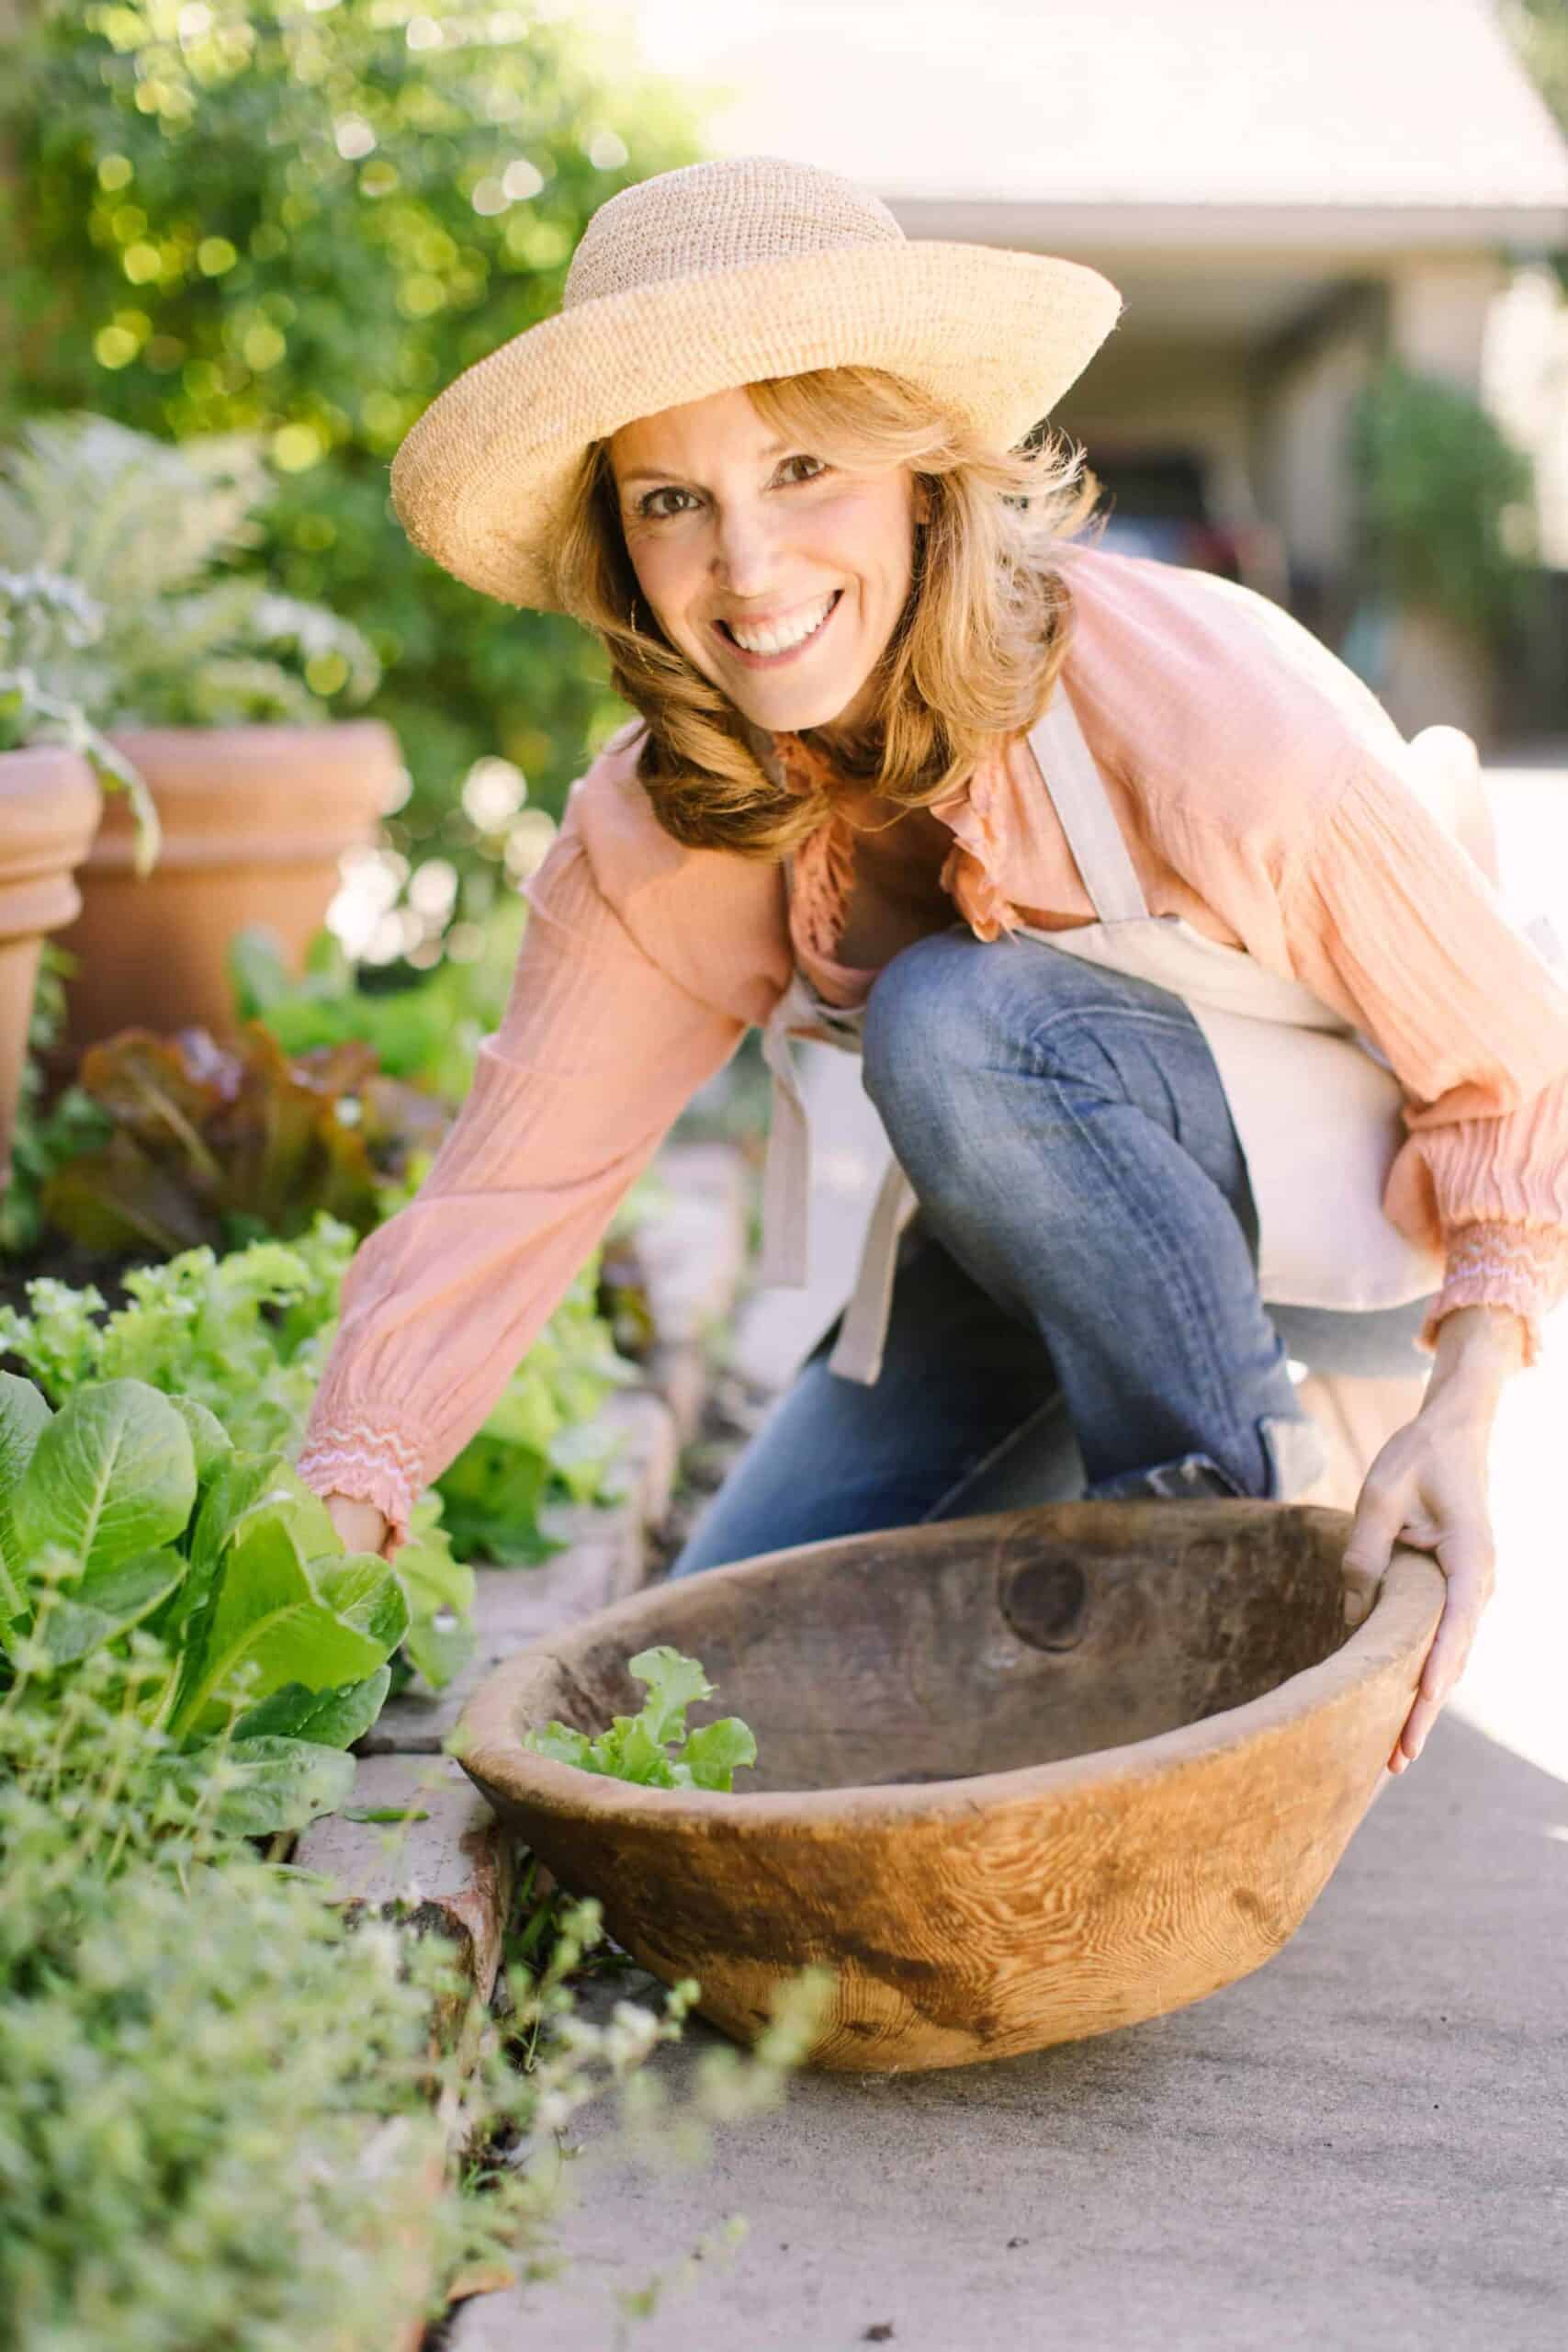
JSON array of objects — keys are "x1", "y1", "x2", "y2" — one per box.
[{"x1": 607, "y1": 385, "x2": 928, "y2": 742}]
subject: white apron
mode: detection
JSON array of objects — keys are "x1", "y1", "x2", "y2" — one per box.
[{"x1": 756, "y1": 685, "x2": 1474, "y2": 1387}]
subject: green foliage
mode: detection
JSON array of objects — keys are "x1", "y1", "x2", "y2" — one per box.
[
  {"x1": 0, "y1": 410, "x2": 383, "y2": 726},
  {"x1": 0, "y1": 0, "x2": 711, "y2": 934},
  {"x1": 1349, "y1": 356, "x2": 1540, "y2": 646},
  {"x1": 0, "y1": 1372, "x2": 411, "y2": 1828},
  {"x1": 0, "y1": 1208, "x2": 628, "y2": 1629},
  {"x1": 525, "y1": 1645, "x2": 759, "y2": 1792},
  {"x1": 0, "y1": 1640, "x2": 828, "y2": 2350},
  {"x1": 230, "y1": 897, "x2": 529, "y2": 1103},
  {"x1": 0, "y1": 1225, "x2": 476, "y2": 1694},
  {"x1": 0, "y1": 1646, "x2": 449, "y2": 2349},
  {"x1": 0, "y1": 1217, "x2": 356, "y2": 1454},
  {"x1": 432, "y1": 1258, "x2": 637, "y2": 1561},
  {"x1": 35, "y1": 1020, "x2": 450, "y2": 1258}
]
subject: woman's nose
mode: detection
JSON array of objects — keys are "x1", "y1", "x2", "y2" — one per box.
[{"x1": 710, "y1": 503, "x2": 784, "y2": 595}]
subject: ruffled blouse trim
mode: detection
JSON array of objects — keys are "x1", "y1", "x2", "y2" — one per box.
[
  {"x1": 294, "y1": 1421, "x2": 423, "y2": 1559},
  {"x1": 771, "y1": 730, "x2": 854, "y2": 965},
  {"x1": 1423, "y1": 1219, "x2": 1568, "y2": 1370},
  {"x1": 930, "y1": 749, "x2": 1021, "y2": 944},
  {"x1": 772, "y1": 730, "x2": 1021, "y2": 957},
  {"x1": 791, "y1": 808, "x2": 860, "y2": 966}
]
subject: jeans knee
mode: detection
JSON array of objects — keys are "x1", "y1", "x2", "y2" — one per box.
[{"x1": 861, "y1": 931, "x2": 978, "y2": 1128}]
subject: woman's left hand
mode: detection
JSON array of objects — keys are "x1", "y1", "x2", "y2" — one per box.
[{"x1": 1341, "y1": 1304, "x2": 1524, "y2": 1776}]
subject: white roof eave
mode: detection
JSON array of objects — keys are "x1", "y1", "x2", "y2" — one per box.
[{"x1": 886, "y1": 198, "x2": 1568, "y2": 259}]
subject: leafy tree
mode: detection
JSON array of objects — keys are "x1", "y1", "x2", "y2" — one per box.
[{"x1": 0, "y1": 0, "x2": 710, "y2": 933}]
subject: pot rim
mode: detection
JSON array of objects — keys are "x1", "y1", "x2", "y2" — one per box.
[
  {"x1": 454, "y1": 1507, "x2": 1445, "y2": 1836},
  {"x1": 106, "y1": 718, "x2": 399, "y2": 748}
]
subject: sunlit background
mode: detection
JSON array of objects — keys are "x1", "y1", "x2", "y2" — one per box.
[{"x1": 2, "y1": 0, "x2": 1566, "y2": 1781}]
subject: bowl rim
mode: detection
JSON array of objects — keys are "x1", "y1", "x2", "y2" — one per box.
[{"x1": 452, "y1": 1514, "x2": 1445, "y2": 1833}]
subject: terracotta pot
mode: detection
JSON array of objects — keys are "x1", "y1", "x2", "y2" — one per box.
[
  {"x1": 54, "y1": 720, "x2": 404, "y2": 1049},
  {"x1": 458, "y1": 1498, "x2": 1444, "y2": 2072},
  {"x1": 0, "y1": 745, "x2": 103, "y2": 1176}
]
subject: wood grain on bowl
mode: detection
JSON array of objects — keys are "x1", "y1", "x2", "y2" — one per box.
[{"x1": 455, "y1": 1500, "x2": 1443, "y2": 2072}]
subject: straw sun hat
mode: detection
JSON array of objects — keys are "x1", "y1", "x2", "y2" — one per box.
[{"x1": 389, "y1": 153, "x2": 1124, "y2": 612}]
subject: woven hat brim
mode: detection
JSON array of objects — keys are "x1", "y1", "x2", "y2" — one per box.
[{"x1": 389, "y1": 242, "x2": 1123, "y2": 609}]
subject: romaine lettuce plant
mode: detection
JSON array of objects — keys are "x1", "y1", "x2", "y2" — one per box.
[
  {"x1": 0, "y1": 1210, "x2": 644, "y2": 1683},
  {"x1": 0, "y1": 1370, "x2": 408, "y2": 1831},
  {"x1": 523, "y1": 1646, "x2": 758, "y2": 1792},
  {"x1": 0, "y1": 1220, "x2": 473, "y2": 1691}
]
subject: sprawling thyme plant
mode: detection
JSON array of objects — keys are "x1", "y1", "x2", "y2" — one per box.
[{"x1": 0, "y1": 1634, "x2": 829, "y2": 2351}]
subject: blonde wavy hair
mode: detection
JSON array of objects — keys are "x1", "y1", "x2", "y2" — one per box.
[{"x1": 550, "y1": 364, "x2": 1107, "y2": 857}]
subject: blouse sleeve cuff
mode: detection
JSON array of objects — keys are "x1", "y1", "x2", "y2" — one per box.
[
  {"x1": 1420, "y1": 1220, "x2": 1568, "y2": 1370},
  {"x1": 294, "y1": 1419, "x2": 425, "y2": 1558}
]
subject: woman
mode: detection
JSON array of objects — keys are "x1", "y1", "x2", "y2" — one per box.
[{"x1": 298, "y1": 155, "x2": 1568, "y2": 1780}]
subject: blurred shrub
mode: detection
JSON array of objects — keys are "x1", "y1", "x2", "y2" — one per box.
[
  {"x1": 0, "y1": 0, "x2": 709, "y2": 940},
  {"x1": 1497, "y1": 6, "x2": 1568, "y2": 293},
  {"x1": 1350, "y1": 356, "x2": 1541, "y2": 650}
]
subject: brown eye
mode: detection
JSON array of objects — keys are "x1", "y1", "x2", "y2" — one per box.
[{"x1": 638, "y1": 485, "x2": 695, "y2": 521}]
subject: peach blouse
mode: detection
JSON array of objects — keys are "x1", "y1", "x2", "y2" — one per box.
[{"x1": 296, "y1": 543, "x2": 1568, "y2": 1553}]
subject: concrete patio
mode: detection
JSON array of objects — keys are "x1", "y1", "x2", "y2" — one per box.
[{"x1": 461, "y1": 1711, "x2": 1565, "y2": 2351}]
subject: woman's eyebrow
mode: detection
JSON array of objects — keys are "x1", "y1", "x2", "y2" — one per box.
[{"x1": 616, "y1": 439, "x2": 794, "y2": 491}]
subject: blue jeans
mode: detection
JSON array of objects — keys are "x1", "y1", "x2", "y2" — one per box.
[{"x1": 668, "y1": 929, "x2": 1435, "y2": 1578}]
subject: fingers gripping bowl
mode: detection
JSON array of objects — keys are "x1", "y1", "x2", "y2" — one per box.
[{"x1": 456, "y1": 1500, "x2": 1443, "y2": 2072}]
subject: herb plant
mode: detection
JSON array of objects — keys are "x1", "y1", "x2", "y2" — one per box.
[
  {"x1": 0, "y1": 1634, "x2": 825, "y2": 2351},
  {"x1": 0, "y1": 413, "x2": 382, "y2": 731},
  {"x1": 0, "y1": 564, "x2": 163, "y2": 865},
  {"x1": 0, "y1": 1370, "x2": 410, "y2": 1831},
  {"x1": 524, "y1": 1646, "x2": 758, "y2": 1792}
]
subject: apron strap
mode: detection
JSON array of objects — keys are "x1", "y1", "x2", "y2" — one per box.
[
  {"x1": 1025, "y1": 685, "x2": 1148, "y2": 924},
  {"x1": 758, "y1": 976, "x2": 813, "y2": 1288},
  {"x1": 827, "y1": 1152, "x2": 917, "y2": 1385}
]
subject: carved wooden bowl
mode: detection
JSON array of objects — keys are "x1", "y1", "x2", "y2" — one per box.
[{"x1": 457, "y1": 1500, "x2": 1443, "y2": 2073}]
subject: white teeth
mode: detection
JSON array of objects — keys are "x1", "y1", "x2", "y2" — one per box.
[{"x1": 728, "y1": 594, "x2": 834, "y2": 655}]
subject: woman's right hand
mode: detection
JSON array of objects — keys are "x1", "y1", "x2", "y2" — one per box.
[{"x1": 321, "y1": 1490, "x2": 391, "y2": 1559}]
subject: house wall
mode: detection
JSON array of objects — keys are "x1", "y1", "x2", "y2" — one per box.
[
  {"x1": 1387, "y1": 253, "x2": 1508, "y2": 394},
  {"x1": 1055, "y1": 336, "x2": 1253, "y2": 500},
  {"x1": 1251, "y1": 299, "x2": 1383, "y2": 639}
]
